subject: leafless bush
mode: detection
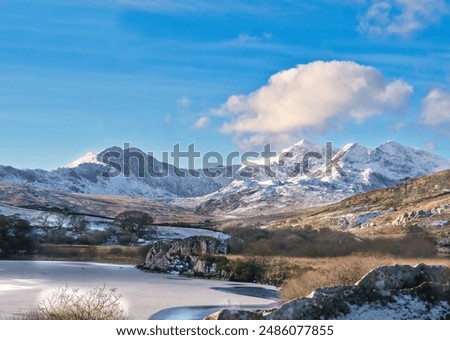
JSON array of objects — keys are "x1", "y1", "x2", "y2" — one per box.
[
  {"x1": 24, "y1": 285, "x2": 128, "y2": 320},
  {"x1": 227, "y1": 226, "x2": 437, "y2": 258}
]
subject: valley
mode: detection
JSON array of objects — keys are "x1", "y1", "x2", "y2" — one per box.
[{"x1": 0, "y1": 140, "x2": 449, "y2": 320}]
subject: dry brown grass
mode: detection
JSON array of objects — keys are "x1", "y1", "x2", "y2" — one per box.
[{"x1": 277, "y1": 254, "x2": 450, "y2": 301}]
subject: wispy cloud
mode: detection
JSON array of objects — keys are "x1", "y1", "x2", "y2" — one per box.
[
  {"x1": 111, "y1": 0, "x2": 210, "y2": 12},
  {"x1": 191, "y1": 116, "x2": 210, "y2": 129},
  {"x1": 177, "y1": 96, "x2": 192, "y2": 109},
  {"x1": 390, "y1": 122, "x2": 405, "y2": 132},
  {"x1": 359, "y1": 0, "x2": 449, "y2": 37},
  {"x1": 235, "y1": 32, "x2": 272, "y2": 44},
  {"x1": 217, "y1": 60, "x2": 413, "y2": 149},
  {"x1": 107, "y1": 0, "x2": 294, "y2": 15}
]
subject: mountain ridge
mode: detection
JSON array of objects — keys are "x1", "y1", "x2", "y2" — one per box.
[{"x1": 0, "y1": 140, "x2": 449, "y2": 215}]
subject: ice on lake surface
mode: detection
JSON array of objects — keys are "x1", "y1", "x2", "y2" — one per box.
[{"x1": 0, "y1": 261, "x2": 278, "y2": 320}]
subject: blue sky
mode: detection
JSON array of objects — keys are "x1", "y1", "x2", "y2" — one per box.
[{"x1": 0, "y1": 0, "x2": 449, "y2": 169}]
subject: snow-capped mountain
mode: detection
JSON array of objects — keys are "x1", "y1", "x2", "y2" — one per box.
[
  {"x1": 0, "y1": 146, "x2": 233, "y2": 200},
  {"x1": 326, "y1": 141, "x2": 450, "y2": 186},
  {"x1": 66, "y1": 152, "x2": 103, "y2": 168},
  {"x1": 193, "y1": 140, "x2": 450, "y2": 214},
  {"x1": 0, "y1": 140, "x2": 449, "y2": 215}
]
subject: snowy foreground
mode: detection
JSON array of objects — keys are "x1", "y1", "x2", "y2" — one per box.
[{"x1": 0, "y1": 261, "x2": 278, "y2": 320}]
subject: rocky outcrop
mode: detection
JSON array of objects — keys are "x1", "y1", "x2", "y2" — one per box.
[
  {"x1": 142, "y1": 236, "x2": 231, "y2": 278},
  {"x1": 206, "y1": 264, "x2": 450, "y2": 320},
  {"x1": 393, "y1": 210, "x2": 433, "y2": 226},
  {"x1": 392, "y1": 203, "x2": 450, "y2": 227}
]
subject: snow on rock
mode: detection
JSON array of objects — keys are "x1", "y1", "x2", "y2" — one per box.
[
  {"x1": 340, "y1": 295, "x2": 450, "y2": 320},
  {"x1": 337, "y1": 211, "x2": 386, "y2": 229},
  {"x1": 393, "y1": 209, "x2": 434, "y2": 226}
]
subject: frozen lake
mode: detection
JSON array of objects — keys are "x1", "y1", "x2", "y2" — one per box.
[{"x1": 0, "y1": 260, "x2": 278, "y2": 320}]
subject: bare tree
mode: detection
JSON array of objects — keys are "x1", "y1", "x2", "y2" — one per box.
[
  {"x1": 114, "y1": 210, "x2": 154, "y2": 244},
  {"x1": 68, "y1": 215, "x2": 88, "y2": 235},
  {"x1": 25, "y1": 285, "x2": 127, "y2": 320},
  {"x1": 32, "y1": 213, "x2": 52, "y2": 229},
  {"x1": 54, "y1": 213, "x2": 70, "y2": 230}
]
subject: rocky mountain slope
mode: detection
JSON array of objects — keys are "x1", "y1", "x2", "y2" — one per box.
[
  {"x1": 194, "y1": 140, "x2": 450, "y2": 215},
  {"x1": 0, "y1": 146, "x2": 232, "y2": 200},
  {"x1": 237, "y1": 169, "x2": 449, "y2": 255},
  {"x1": 0, "y1": 182, "x2": 204, "y2": 224}
]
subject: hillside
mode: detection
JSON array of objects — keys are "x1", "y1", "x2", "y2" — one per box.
[
  {"x1": 248, "y1": 169, "x2": 450, "y2": 254},
  {"x1": 0, "y1": 182, "x2": 206, "y2": 224}
]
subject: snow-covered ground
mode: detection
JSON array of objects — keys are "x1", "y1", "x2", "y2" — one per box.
[
  {"x1": 152, "y1": 226, "x2": 229, "y2": 240},
  {"x1": 0, "y1": 203, "x2": 111, "y2": 228},
  {"x1": 0, "y1": 204, "x2": 228, "y2": 240},
  {"x1": 0, "y1": 204, "x2": 43, "y2": 222},
  {"x1": 0, "y1": 261, "x2": 278, "y2": 320},
  {"x1": 339, "y1": 295, "x2": 450, "y2": 320}
]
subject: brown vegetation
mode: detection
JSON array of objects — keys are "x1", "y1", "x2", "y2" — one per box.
[
  {"x1": 279, "y1": 254, "x2": 450, "y2": 301},
  {"x1": 226, "y1": 225, "x2": 438, "y2": 258}
]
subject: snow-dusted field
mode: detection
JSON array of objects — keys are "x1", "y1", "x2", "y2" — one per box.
[
  {"x1": 0, "y1": 261, "x2": 278, "y2": 320},
  {"x1": 151, "y1": 226, "x2": 229, "y2": 240}
]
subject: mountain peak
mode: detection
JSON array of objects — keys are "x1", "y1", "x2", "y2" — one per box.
[
  {"x1": 292, "y1": 139, "x2": 313, "y2": 147},
  {"x1": 333, "y1": 143, "x2": 372, "y2": 166},
  {"x1": 281, "y1": 139, "x2": 323, "y2": 154},
  {"x1": 376, "y1": 140, "x2": 409, "y2": 155},
  {"x1": 66, "y1": 152, "x2": 102, "y2": 168}
]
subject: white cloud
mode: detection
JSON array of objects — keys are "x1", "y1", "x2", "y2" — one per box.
[
  {"x1": 217, "y1": 60, "x2": 412, "y2": 148},
  {"x1": 177, "y1": 96, "x2": 191, "y2": 109},
  {"x1": 421, "y1": 88, "x2": 450, "y2": 126},
  {"x1": 112, "y1": 0, "x2": 208, "y2": 12},
  {"x1": 390, "y1": 122, "x2": 405, "y2": 132},
  {"x1": 107, "y1": 0, "x2": 274, "y2": 14},
  {"x1": 235, "y1": 32, "x2": 272, "y2": 43},
  {"x1": 191, "y1": 116, "x2": 210, "y2": 129},
  {"x1": 359, "y1": 0, "x2": 448, "y2": 36}
]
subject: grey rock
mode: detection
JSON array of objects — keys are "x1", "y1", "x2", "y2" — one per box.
[
  {"x1": 356, "y1": 263, "x2": 450, "y2": 290},
  {"x1": 205, "y1": 309, "x2": 262, "y2": 320},
  {"x1": 143, "y1": 236, "x2": 230, "y2": 278}
]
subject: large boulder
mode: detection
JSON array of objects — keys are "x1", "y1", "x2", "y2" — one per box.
[
  {"x1": 356, "y1": 263, "x2": 450, "y2": 290},
  {"x1": 206, "y1": 263, "x2": 450, "y2": 320},
  {"x1": 143, "y1": 236, "x2": 230, "y2": 278}
]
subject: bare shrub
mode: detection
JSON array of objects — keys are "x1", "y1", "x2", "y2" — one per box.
[
  {"x1": 227, "y1": 226, "x2": 438, "y2": 258},
  {"x1": 24, "y1": 285, "x2": 128, "y2": 320},
  {"x1": 230, "y1": 257, "x2": 267, "y2": 282},
  {"x1": 368, "y1": 235, "x2": 436, "y2": 258}
]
